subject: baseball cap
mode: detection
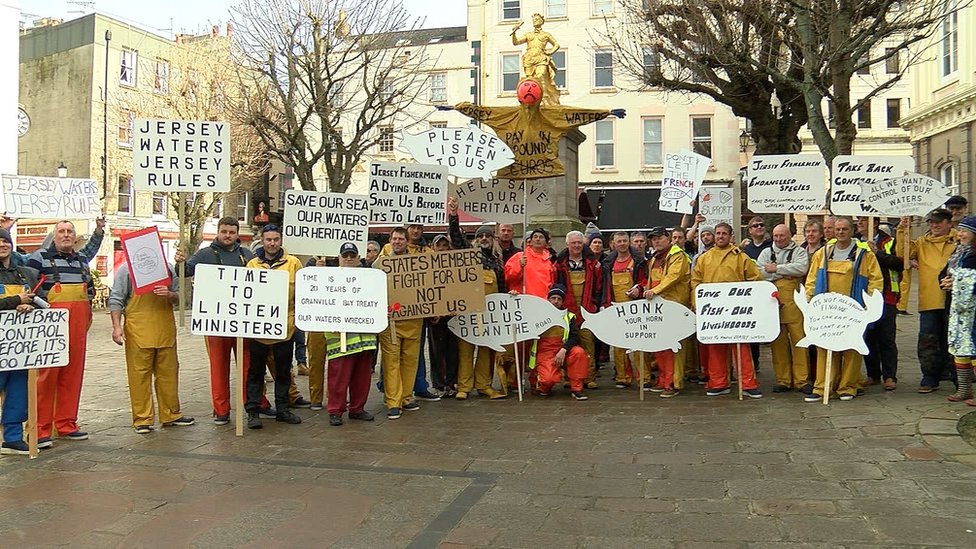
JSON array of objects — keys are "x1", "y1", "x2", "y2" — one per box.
[
  {"x1": 945, "y1": 195, "x2": 968, "y2": 207},
  {"x1": 339, "y1": 242, "x2": 359, "y2": 256},
  {"x1": 925, "y1": 208, "x2": 952, "y2": 222},
  {"x1": 647, "y1": 226, "x2": 667, "y2": 237}
]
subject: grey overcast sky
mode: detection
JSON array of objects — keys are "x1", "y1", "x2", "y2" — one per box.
[{"x1": 20, "y1": 0, "x2": 468, "y2": 36}]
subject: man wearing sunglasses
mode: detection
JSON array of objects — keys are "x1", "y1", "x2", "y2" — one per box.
[{"x1": 740, "y1": 216, "x2": 772, "y2": 371}]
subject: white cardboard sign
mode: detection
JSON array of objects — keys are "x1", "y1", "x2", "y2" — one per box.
[
  {"x1": 452, "y1": 178, "x2": 554, "y2": 224},
  {"x1": 282, "y1": 190, "x2": 369, "y2": 256},
  {"x1": 295, "y1": 267, "x2": 388, "y2": 333},
  {"x1": 859, "y1": 173, "x2": 951, "y2": 217},
  {"x1": 368, "y1": 161, "x2": 447, "y2": 224},
  {"x1": 660, "y1": 149, "x2": 711, "y2": 214},
  {"x1": 448, "y1": 293, "x2": 565, "y2": 352},
  {"x1": 132, "y1": 118, "x2": 231, "y2": 192},
  {"x1": 0, "y1": 309, "x2": 70, "y2": 371},
  {"x1": 580, "y1": 296, "x2": 696, "y2": 353},
  {"x1": 695, "y1": 281, "x2": 781, "y2": 344},
  {"x1": 747, "y1": 154, "x2": 827, "y2": 213},
  {"x1": 794, "y1": 289, "x2": 884, "y2": 354},
  {"x1": 830, "y1": 155, "x2": 914, "y2": 215},
  {"x1": 400, "y1": 126, "x2": 515, "y2": 180},
  {"x1": 1, "y1": 175, "x2": 100, "y2": 219},
  {"x1": 191, "y1": 264, "x2": 289, "y2": 339}
]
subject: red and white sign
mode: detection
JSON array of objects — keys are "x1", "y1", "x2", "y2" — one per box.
[{"x1": 119, "y1": 227, "x2": 172, "y2": 295}]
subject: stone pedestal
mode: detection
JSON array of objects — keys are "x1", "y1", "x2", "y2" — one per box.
[{"x1": 519, "y1": 129, "x2": 586, "y2": 249}]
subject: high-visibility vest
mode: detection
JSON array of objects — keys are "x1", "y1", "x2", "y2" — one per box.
[{"x1": 527, "y1": 311, "x2": 573, "y2": 370}]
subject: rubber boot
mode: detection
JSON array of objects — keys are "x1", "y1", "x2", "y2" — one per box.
[{"x1": 947, "y1": 365, "x2": 973, "y2": 402}]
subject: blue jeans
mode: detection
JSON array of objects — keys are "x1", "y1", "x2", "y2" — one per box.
[
  {"x1": 918, "y1": 309, "x2": 953, "y2": 387},
  {"x1": 293, "y1": 328, "x2": 307, "y2": 364},
  {"x1": 0, "y1": 371, "x2": 28, "y2": 442}
]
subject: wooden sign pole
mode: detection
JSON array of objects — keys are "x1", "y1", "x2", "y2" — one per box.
[
  {"x1": 340, "y1": 332, "x2": 347, "y2": 353},
  {"x1": 235, "y1": 337, "x2": 244, "y2": 437},
  {"x1": 177, "y1": 194, "x2": 186, "y2": 327},
  {"x1": 903, "y1": 217, "x2": 911, "y2": 270},
  {"x1": 28, "y1": 369, "x2": 38, "y2": 459},
  {"x1": 735, "y1": 343, "x2": 743, "y2": 401},
  {"x1": 638, "y1": 352, "x2": 645, "y2": 401},
  {"x1": 513, "y1": 325, "x2": 523, "y2": 402},
  {"x1": 822, "y1": 349, "x2": 834, "y2": 405}
]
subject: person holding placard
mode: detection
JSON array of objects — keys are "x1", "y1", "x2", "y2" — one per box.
[
  {"x1": 757, "y1": 224, "x2": 811, "y2": 394},
  {"x1": 529, "y1": 284, "x2": 589, "y2": 400},
  {"x1": 740, "y1": 216, "x2": 772, "y2": 371},
  {"x1": 0, "y1": 215, "x2": 106, "y2": 269},
  {"x1": 859, "y1": 218, "x2": 902, "y2": 391},
  {"x1": 0, "y1": 228, "x2": 42, "y2": 455},
  {"x1": 944, "y1": 216, "x2": 976, "y2": 405},
  {"x1": 601, "y1": 231, "x2": 649, "y2": 389},
  {"x1": 803, "y1": 217, "x2": 884, "y2": 402},
  {"x1": 27, "y1": 221, "x2": 96, "y2": 446},
  {"x1": 377, "y1": 227, "x2": 426, "y2": 420},
  {"x1": 555, "y1": 230, "x2": 603, "y2": 390},
  {"x1": 897, "y1": 209, "x2": 958, "y2": 393},
  {"x1": 645, "y1": 227, "x2": 693, "y2": 397},
  {"x1": 244, "y1": 225, "x2": 304, "y2": 428},
  {"x1": 109, "y1": 262, "x2": 194, "y2": 433},
  {"x1": 691, "y1": 223, "x2": 764, "y2": 398},
  {"x1": 505, "y1": 227, "x2": 555, "y2": 299}
]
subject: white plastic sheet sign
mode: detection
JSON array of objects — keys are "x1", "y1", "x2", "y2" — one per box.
[
  {"x1": 0, "y1": 309, "x2": 70, "y2": 371},
  {"x1": 0, "y1": 175, "x2": 100, "y2": 219},
  {"x1": 695, "y1": 281, "x2": 781, "y2": 344},
  {"x1": 368, "y1": 161, "x2": 447, "y2": 224},
  {"x1": 400, "y1": 126, "x2": 515, "y2": 180},
  {"x1": 859, "y1": 173, "x2": 950, "y2": 217},
  {"x1": 191, "y1": 265, "x2": 289, "y2": 339},
  {"x1": 282, "y1": 190, "x2": 369, "y2": 256},
  {"x1": 660, "y1": 149, "x2": 710, "y2": 214},
  {"x1": 794, "y1": 289, "x2": 884, "y2": 354},
  {"x1": 830, "y1": 155, "x2": 914, "y2": 216},
  {"x1": 448, "y1": 293, "x2": 565, "y2": 351},
  {"x1": 132, "y1": 118, "x2": 231, "y2": 192},
  {"x1": 295, "y1": 267, "x2": 388, "y2": 333},
  {"x1": 747, "y1": 154, "x2": 827, "y2": 213},
  {"x1": 452, "y1": 178, "x2": 554, "y2": 224},
  {"x1": 580, "y1": 297, "x2": 696, "y2": 353}
]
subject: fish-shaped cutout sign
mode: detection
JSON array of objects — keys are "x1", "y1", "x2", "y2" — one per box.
[
  {"x1": 794, "y1": 289, "x2": 884, "y2": 354},
  {"x1": 581, "y1": 296, "x2": 696, "y2": 353},
  {"x1": 400, "y1": 124, "x2": 516, "y2": 180},
  {"x1": 859, "y1": 173, "x2": 950, "y2": 217},
  {"x1": 448, "y1": 293, "x2": 565, "y2": 352}
]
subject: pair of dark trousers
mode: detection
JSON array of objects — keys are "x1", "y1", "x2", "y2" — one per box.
[
  {"x1": 919, "y1": 309, "x2": 954, "y2": 387},
  {"x1": 428, "y1": 321, "x2": 459, "y2": 390},
  {"x1": 246, "y1": 338, "x2": 295, "y2": 413},
  {"x1": 864, "y1": 304, "x2": 899, "y2": 381}
]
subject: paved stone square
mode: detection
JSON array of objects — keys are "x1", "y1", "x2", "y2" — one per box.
[{"x1": 2, "y1": 310, "x2": 976, "y2": 547}]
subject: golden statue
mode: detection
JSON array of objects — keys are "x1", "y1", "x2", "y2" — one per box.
[{"x1": 511, "y1": 13, "x2": 561, "y2": 106}]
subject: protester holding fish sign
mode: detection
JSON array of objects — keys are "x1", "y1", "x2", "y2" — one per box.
[
  {"x1": 531, "y1": 284, "x2": 590, "y2": 400},
  {"x1": 644, "y1": 226, "x2": 693, "y2": 396},
  {"x1": 554, "y1": 230, "x2": 603, "y2": 390},
  {"x1": 601, "y1": 231, "x2": 649, "y2": 389}
]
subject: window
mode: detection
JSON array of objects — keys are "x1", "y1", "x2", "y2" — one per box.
[
  {"x1": 885, "y1": 48, "x2": 900, "y2": 74},
  {"x1": 430, "y1": 121, "x2": 448, "y2": 129},
  {"x1": 857, "y1": 53, "x2": 871, "y2": 75},
  {"x1": 117, "y1": 176, "x2": 132, "y2": 214},
  {"x1": 118, "y1": 110, "x2": 134, "y2": 147},
  {"x1": 941, "y1": 163, "x2": 958, "y2": 193},
  {"x1": 430, "y1": 73, "x2": 447, "y2": 103},
  {"x1": 594, "y1": 49, "x2": 613, "y2": 88},
  {"x1": 236, "y1": 192, "x2": 249, "y2": 222},
  {"x1": 120, "y1": 48, "x2": 137, "y2": 87},
  {"x1": 379, "y1": 78, "x2": 394, "y2": 102},
  {"x1": 594, "y1": 119, "x2": 614, "y2": 168},
  {"x1": 154, "y1": 58, "x2": 169, "y2": 94},
  {"x1": 552, "y1": 51, "x2": 566, "y2": 89},
  {"x1": 501, "y1": 54, "x2": 520, "y2": 92},
  {"x1": 642, "y1": 46, "x2": 660, "y2": 79},
  {"x1": 857, "y1": 99, "x2": 872, "y2": 129},
  {"x1": 185, "y1": 69, "x2": 199, "y2": 103},
  {"x1": 886, "y1": 98, "x2": 902, "y2": 128},
  {"x1": 379, "y1": 126, "x2": 394, "y2": 153},
  {"x1": 942, "y1": 2, "x2": 959, "y2": 76},
  {"x1": 502, "y1": 0, "x2": 520, "y2": 20},
  {"x1": 592, "y1": 0, "x2": 614, "y2": 16},
  {"x1": 152, "y1": 192, "x2": 167, "y2": 216},
  {"x1": 642, "y1": 118, "x2": 663, "y2": 166},
  {"x1": 546, "y1": 0, "x2": 566, "y2": 18},
  {"x1": 691, "y1": 117, "x2": 712, "y2": 158},
  {"x1": 211, "y1": 196, "x2": 223, "y2": 219},
  {"x1": 827, "y1": 100, "x2": 836, "y2": 129}
]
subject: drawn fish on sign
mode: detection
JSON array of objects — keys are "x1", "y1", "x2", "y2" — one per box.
[
  {"x1": 447, "y1": 293, "x2": 565, "y2": 351},
  {"x1": 581, "y1": 296, "x2": 696, "y2": 353},
  {"x1": 400, "y1": 124, "x2": 516, "y2": 180}
]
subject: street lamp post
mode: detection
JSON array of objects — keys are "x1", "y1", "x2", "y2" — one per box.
[{"x1": 102, "y1": 29, "x2": 111, "y2": 199}]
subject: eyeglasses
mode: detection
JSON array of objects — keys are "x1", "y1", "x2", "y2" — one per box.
[{"x1": 750, "y1": 223, "x2": 764, "y2": 228}]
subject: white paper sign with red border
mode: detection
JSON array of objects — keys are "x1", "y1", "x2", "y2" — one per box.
[
  {"x1": 695, "y1": 281, "x2": 781, "y2": 344},
  {"x1": 119, "y1": 226, "x2": 172, "y2": 295}
]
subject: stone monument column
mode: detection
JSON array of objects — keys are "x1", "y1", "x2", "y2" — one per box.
[{"x1": 522, "y1": 129, "x2": 585, "y2": 249}]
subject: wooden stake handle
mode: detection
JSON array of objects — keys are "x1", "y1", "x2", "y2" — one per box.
[
  {"x1": 28, "y1": 369, "x2": 38, "y2": 459},
  {"x1": 735, "y1": 343, "x2": 743, "y2": 401},
  {"x1": 638, "y1": 351, "x2": 645, "y2": 402},
  {"x1": 235, "y1": 337, "x2": 244, "y2": 437},
  {"x1": 823, "y1": 349, "x2": 833, "y2": 405},
  {"x1": 513, "y1": 324, "x2": 523, "y2": 402}
]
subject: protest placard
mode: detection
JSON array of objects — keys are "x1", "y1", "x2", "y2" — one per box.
[
  {"x1": 0, "y1": 175, "x2": 100, "y2": 219},
  {"x1": 448, "y1": 293, "x2": 565, "y2": 351},
  {"x1": 829, "y1": 155, "x2": 914, "y2": 216},
  {"x1": 132, "y1": 118, "x2": 230, "y2": 192},
  {"x1": 282, "y1": 190, "x2": 369, "y2": 256},
  {"x1": 374, "y1": 249, "x2": 484, "y2": 321},
  {"x1": 400, "y1": 126, "x2": 515, "y2": 180},
  {"x1": 747, "y1": 154, "x2": 827, "y2": 213},
  {"x1": 190, "y1": 264, "x2": 289, "y2": 339},
  {"x1": 699, "y1": 186, "x2": 734, "y2": 226},
  {"x1": 295, "y1": 267, "x2": 389, "y2": 333},
  {"x1": 369, "y1": 161, "x2": 447, "y2": 224},
  {"x1": 119, "y1": 227, "x2": 172, "y2": 295},
  {"x1": 695, "y1": 281, "x2": 781, "y2": 344},
  {"x1": 0, "y1": 309, "x2": 70, "y2": 371},
  {"x1": 580, "y1": 297, "x2": 696, "y2": 353},
  {"x1": 859, "y1": 173, "x2": 950, "y2": 217},
  {"x1": 794, "y1": 289, "x2": 883, "y2": 354},
  {"x1": 660, "y1": 149, "x2": 711, "y2": 214},
  {"x1": 452, "y1": 178, "x2": 554, "y2": 224}
]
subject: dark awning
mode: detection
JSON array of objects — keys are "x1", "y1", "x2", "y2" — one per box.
[{"x1": 583, "y1": 184, "x2": 732, "y2": 232}]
